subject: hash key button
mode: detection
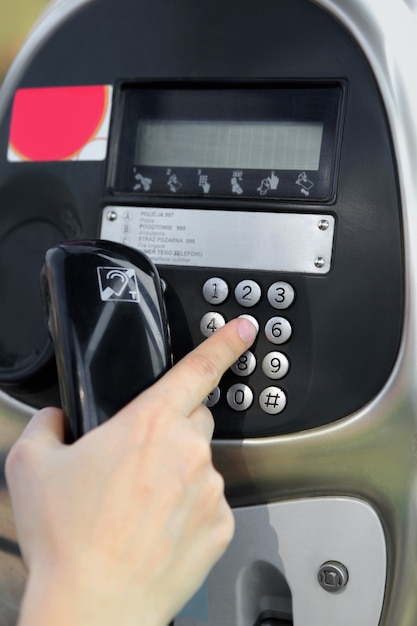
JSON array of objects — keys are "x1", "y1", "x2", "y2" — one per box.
[{"x1": 259, "y1": 386, "x2": 287, "y2": 414}]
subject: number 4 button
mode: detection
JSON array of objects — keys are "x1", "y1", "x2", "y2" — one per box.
[{"x1": 200, "y1": 312, "x2": 226, "y2": 337}]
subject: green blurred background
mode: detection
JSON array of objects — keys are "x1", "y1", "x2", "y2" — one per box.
[{"x1": 0, "y1": 0, "x2": 49, "y2": 83}]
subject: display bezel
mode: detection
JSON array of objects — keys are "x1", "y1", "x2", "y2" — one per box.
[{"x1": 109, "y1": 81, "x2": 345, "y2": 202}]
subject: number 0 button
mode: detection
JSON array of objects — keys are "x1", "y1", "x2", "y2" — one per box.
[
  {"x1": 200, "y1": 312, "x2": 226, "y2": 337},
  {"x1": 227, "y1": 383, "x2": 253, "y2": 411},
  {"x1": 265, "y1": 317, "x2": 292, "y2": 344}
]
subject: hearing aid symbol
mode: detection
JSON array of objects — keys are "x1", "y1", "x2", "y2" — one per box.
[{"x1": 97, "y1": 267, "x2": 140, "y2": 302}]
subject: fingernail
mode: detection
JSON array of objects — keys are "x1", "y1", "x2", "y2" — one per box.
[{"x1": 237, "y1": 315, "x2": 259, "y2": 343}]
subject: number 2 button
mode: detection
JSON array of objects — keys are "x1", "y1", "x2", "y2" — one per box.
[{"x1": 235, "y1": 280, "x2": 262, "y2": 307}]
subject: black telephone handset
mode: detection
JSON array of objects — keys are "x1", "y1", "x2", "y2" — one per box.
[{"x1": 40, "y1": 240, "x2": 171, "y2": 442}]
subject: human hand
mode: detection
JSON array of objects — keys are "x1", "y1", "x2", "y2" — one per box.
[{"x1": 5, "y1": 317, "x2": 257, "y2": 626}]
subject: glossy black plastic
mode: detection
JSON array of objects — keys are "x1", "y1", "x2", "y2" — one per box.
[{"x1": 40, "y1": 240, "x2": 171, "y2": 442}]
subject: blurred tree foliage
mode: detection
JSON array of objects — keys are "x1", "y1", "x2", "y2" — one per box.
[{"x1": 0, "y1": 0, "x2": 49, "y2": 82}]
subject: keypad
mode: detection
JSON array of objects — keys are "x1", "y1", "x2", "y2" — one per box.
[{"x1": 201, "y1": 276, "x2": 295, "y2": 417}]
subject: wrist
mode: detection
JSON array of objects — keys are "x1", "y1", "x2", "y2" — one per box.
[{"x1": 18, "y1": 564, "x2": 167, "y2": 626}]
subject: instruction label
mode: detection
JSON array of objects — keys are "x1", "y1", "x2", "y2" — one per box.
[{"x1": 100, "y1": 207, "x2": 335, "y2": 273}]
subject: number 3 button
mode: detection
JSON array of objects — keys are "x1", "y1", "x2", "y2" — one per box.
[{"x1": 267, "y1": 281, "x2": 295, "y2": 309}]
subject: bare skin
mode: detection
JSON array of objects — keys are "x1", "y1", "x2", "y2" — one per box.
[{"x1": 5, "y1": 317, "x2": 257, "y2": 626}]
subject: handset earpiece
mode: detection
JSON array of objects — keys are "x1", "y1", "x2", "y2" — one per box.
[{"x1": 40, "y1": 240, "x2": 171, "y2": 442}]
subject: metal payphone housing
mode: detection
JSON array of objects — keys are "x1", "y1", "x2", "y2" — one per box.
[{"x1": 0, "y1": 0, "x2": 416, "y2": 624}]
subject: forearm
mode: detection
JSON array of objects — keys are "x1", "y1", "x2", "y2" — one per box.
[{"x1": 19, "y1": 566, "x2": 163, "y2": 626}]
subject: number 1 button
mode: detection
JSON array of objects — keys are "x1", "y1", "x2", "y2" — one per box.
[{"x1": 202, "y1": 277, "x2": 229, "y2": 305}]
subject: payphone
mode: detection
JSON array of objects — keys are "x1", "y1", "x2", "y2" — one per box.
[{"x1": 0, "y1": 0, "x2": 416, "y2": 624}]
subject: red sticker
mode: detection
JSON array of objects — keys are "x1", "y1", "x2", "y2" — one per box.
[{"x1": 8, "y1": 85, "x2": 112, "y2": 162}]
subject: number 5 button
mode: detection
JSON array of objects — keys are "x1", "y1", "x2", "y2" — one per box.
[{"x1": 265, "y1": 316, "x2": 292, "y2": 344}]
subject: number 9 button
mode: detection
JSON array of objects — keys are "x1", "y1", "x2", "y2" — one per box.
[{"x1": 262, "y1": 351, "x2": 289, "y2": 380}]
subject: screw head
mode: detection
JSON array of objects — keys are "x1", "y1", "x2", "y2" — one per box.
[
  {"x1": 314, "y1": 257, "x2": 325, "y2": 269},
  {"x1": 106, "y1": 210, "x2": 118, "y2": 221},
  {"x1": 318, "y1": 561, "x2": 349, "y2": 593},
  {"x1": 318, "y1": 219, "x2": 329, "y2": 231}
]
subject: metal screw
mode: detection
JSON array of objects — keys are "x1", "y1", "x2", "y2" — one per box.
[
  {"x1": 314, "y1": 257, "x2": 325, "y2": 269},
  {"x1": 318, "y1": 219, "x2": 329, "y2": 231},
  {"x1": 106, "y1": 210, "x2": 118, "y2": 221},
  {"x1": 318, "y1": 561, "x2": 349, "y2": 593}
]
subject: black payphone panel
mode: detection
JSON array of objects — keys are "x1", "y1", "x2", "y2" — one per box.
[{"x1": 0, "y1": 0, "x2": 404, "y2": 439}]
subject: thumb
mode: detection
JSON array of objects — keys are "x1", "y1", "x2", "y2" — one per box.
[
  {"x1": 5, "y1": 407, "x2": 65, "y2": 495},
  {"x1": 18, "y1": 407, "x2": 66, "y2": 448}
]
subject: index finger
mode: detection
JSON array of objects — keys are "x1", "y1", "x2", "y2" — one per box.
[{"x1": 130, "y1": 317, "x2": 257, "y2": 418}]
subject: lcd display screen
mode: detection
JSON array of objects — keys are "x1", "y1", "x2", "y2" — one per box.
[
  {"x1": 113, "y1": 83, "x2": 343, "y2": 201},
  {"x1": 135, "y1": 120, "x2": 324, "y2": 171}
]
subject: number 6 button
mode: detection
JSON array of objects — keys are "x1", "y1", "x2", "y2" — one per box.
[{"x1": 265, "y1": 316, "x2": 292, "y2": 344}]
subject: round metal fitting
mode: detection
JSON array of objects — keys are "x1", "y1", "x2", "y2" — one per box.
[
  {"x1": 106, "y1": 210, "x2": 118, "y2": 221},
  {"x1": 318, "y1": 219, "x2": 329, "y2": 231},
  {"x1": 314, "y1": 257, "x2": 325, "y2": 268},
  {"x1": 318, "y1": 561, "x2": 349, "y2": 593}
]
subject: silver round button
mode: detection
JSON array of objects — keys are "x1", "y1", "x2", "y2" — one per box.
[
  {"x1": 227, "y1": 383, "x2": 253, "y2": 411},
  {"x1": 231, "y1": 351, "x2": 257, "y2": 377},
  {"x1": 235, "y1": 280, "x2": 262, "y2": 307},
  {"x1": 267, "y1": 281, "x2": 295, "y2": 309},
  {"x1": 265, "y1": 317, "x2": 292, "y2": 344},
  {"x1": 259, "y1": 386, "x2": 287, "y2": 414},
  {"x1": 204, "y1": 387, "x2": 221, "y2": 408},
  {"x1": 202, "y1": 277, "x2": 229, "y2": 305},
  {"x1": 262, "y1": 352, "x2": 289, "y2": 379},
  {"x1": 200, "y1": 312, "x2": 226, "y2": 337}
]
